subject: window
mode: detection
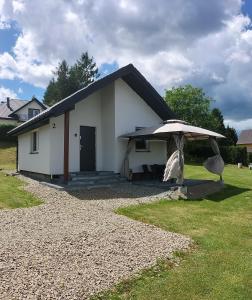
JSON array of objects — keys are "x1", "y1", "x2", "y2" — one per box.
[
  {"x1": 28, "y1": 108, "x2": 40, "y2": 119},
  {"x1": 31, "y1": 131, "x2": 39, "y2": 153},
  {"x1": 135, "y1": 127, "x2": 150, "y2": 152}
]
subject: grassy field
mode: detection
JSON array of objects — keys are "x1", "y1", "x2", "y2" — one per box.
[
  {"x1": 95, "y1": 165, "x2": 252, "y2": 300},
  {"x1": 0, "y1": 142, "x2": 42, "y2": 209},
  {"x1": 0, "y1": 141, "x2": 16, "y2": 170}
]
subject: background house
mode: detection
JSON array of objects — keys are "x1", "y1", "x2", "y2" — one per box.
[
  {"x1": 237, "y1": 129, "x2": 252, "y2": 152},
  {"x1": 0, "y1": 97, "x2": 47, "y2": 125}
]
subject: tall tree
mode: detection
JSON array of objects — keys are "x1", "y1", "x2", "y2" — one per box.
[
  {"x1": 69, "y1": 52, "x2": 99, "y2": 91},
  {"x1": 43, "y1": 78, "x2": 60, "y2": 106},
  {"x1": 210, "y1": 108, "x2": 226, "y2": 135},
  {"x1": 225, "y1": 125, "x2": 238, "y2": 146},
  {"x1": 164, "y1": 85, "x2": 213, "y2": 128},
  {"x1": 43, "y1": 52, "x2": 99, "y2": 106}
]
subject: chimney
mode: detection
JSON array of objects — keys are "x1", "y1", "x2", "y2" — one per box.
[{"x1": 6, "y1": 97, "x2": 13, "y2": 111}]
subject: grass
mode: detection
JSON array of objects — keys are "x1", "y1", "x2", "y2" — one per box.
[
  {"x1": 0, "y1": 141, "x2": 16, "y2": 170},
  {"x1": 94, "y1": 164, "x2": 252, "y2": 300},
  {"x1": 0, "y1": 142, "x2": 42, "y2": 209}
]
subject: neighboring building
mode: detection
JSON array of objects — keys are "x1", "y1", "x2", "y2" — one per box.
[
  {"x1": 0, "y1": 97, "x2": 47, "y2": 125},
  {"x1": 9, "y1": 64, "x2": 175, "y2": 180},
  {"x1": 237, "y1": 129, "x2": 252, "y2": 152}
]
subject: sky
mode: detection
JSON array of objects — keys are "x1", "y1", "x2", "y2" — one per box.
[{"x1": 0, "y1": 0, "x2": 252, "y2": 131}]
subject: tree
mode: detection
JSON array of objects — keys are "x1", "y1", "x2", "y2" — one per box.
[
  {"x1": 164, "y1": 85, "x2": 213, "y2": 128},
  {"x1": 43, "y1": 52, "x2": 99, "y2": 106},
  {"x1": 210, "y1": 108, "x2": 226, "y2": 135},
  {"x1": 43, "y1": 79, "x2": 60, "y2": 106},
  {"x1": 225, "y1": 125, "x2": 238, "y2": 146},
  {"x1": 69, "y1": 52, "x2": 99, "y2": 91}
]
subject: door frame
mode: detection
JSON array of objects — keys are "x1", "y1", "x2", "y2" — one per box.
[{"x1": 79, "y1": 125, "x2": 96, "y2": 172}]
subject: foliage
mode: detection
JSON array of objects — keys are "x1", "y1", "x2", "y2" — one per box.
[
  {"x1": 164, "y1": 85, "x2": 238, "y2": 145},
  {"x1": 95, "y1": 165, "x2": 252, "y2": 300},
  {"x1": 44, "y1": 52, "x2": 99, "y2": 106},
  {"x1": 165, "y1": 84, "x2": 213, "y2": 128},
  {"x1": 185, "y1": 141, "x2": 248, "y2": 165},
  {"x1": 224, "y1": 125, "x2": 238, "y2": 145},
  {"x1": 0, "y1": 124, "x2": 17, "y2": 143},
  {"x1": 248, "y1": 152, "x2": 252, "y2": 164}
]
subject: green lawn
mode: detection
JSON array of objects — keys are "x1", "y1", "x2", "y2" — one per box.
[
  {"x1": 0, "y1": 172, "x2": 42, "y2": 209},
  {"x1": 0, "y1": 142, "x2": 42, "y2": 209},
  {"x1": 95, "y1": 165, "x2": 252, "y2": 300},
  {"x1": 0, "y1": 141, "x2": 16, "y2": 170}
]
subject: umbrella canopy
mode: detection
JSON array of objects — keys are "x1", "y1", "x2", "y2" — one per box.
[{"x1": 121, "y1": 119, "x2": 225, "y2": 140}]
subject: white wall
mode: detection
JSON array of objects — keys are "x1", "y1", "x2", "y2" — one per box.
[
  {"x1": 18, "y1": 124, "x2": 51, "y2": 174},
  {"x1": 101, "y1": 83, "x2": 115, "y2": 171},
  {"x1": 49, "y1": 91, "x2": 104, "y2": 174},
  {"x1": 50, "y1": 114, "x2": 64, "y2": 174},
  {"x1": 114, "y1": 79, "x2": 166, "y2": 173},
  {"x1": 16, "y1": 100, "x2": 43, "y2": 121}
]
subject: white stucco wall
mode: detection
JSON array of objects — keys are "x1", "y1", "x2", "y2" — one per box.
[
  {"x1": 101, "y1": 83, "x2": 115, "y2": 171},
  {"x1": 50, "y1": 114, "x2": 64, "y2": 174},
  {"x1": 49, "y1": 90, "x2": 104, "y2": 174},
  {"x1": 16, "y1": 100, "x2": 43, "y2": 121},
  {"x1": 18, "y1": 124, "x2": 51, "y2": 174},
  {"x1": 114, "y1": 79, "x2": 166, "y2": 173}
]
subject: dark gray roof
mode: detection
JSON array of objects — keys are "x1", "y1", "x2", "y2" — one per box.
[
  {"x1": 0, "y1": 99, "x2": 29, "y2": 120},
  {"x1": 237, "y1": 129, "x2": 252, "y2": 145},
  {"x1": 9, "y1": 64, "x2": 176, "y2": 135}
]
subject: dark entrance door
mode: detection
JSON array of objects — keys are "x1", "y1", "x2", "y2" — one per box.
[{"x1": 80, "y1": 126, "x2": 96, "y2": 171}]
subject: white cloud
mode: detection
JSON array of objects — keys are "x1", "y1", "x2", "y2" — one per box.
[
  {"x1": 0, "y1": 86, "x2": 17, "y2": 100},
  {"x1": 0, "y1": 0, "x2": 252, "y2": 131},
  {"x1": 225, "y1": 118, "x2": 252, "y2": 132}
]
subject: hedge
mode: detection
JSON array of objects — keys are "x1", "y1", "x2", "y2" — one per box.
[
  {"x1": 185, "y1": 142, "x2": 248, "y2": 166},
  {"x1": 0, "y1": 124, "x2": 17, "y2": 143}
]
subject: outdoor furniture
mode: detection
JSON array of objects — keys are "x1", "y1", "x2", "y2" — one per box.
[{"x1": 249, "y1": 163, "x2": 252, "y2": 170}]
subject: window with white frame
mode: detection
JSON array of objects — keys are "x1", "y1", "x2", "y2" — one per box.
[
  {"x1": 31, "y1": 131, "x2": 39, "y2": 153},
  {"x1": 135, "y1": 127, "x2": 150, "y2": 152}
]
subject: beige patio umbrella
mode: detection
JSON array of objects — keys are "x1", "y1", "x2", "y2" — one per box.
[{"x1": 121, "y1": 119, "x2": 225, "y2": 184}]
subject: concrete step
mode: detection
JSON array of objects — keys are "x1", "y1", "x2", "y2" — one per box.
[
  {"x1": 70, "y1": 171, "x2": 114, "y2": 177},
  {"x1": 71, "y1": 175, "x2": 120, "y2": 181},
  {"x1": 68, "y1": 176, "x2": 127, "y2": 186},
  {"x1": 67, "y1": 184, "x2": 112, "y2": 190}
]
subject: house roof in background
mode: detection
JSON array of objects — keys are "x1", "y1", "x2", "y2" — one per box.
[
  {"x1": 0, "y1": 99, "x2": 29, "y2": 119},
  {"x1": 237, "y1": 129, "x2": 252, "y2": 145},
  {"x1": 8, "y1": 98, "x2": 47, "y2": 117},
  {"x1": 9, "y1": 64, "x2": 176, "y2": 135}
]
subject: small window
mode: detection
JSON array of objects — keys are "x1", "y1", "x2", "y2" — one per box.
[
  {"x1": 135, "y1": 127, "x2": 150, "y2": 152},
  {"x1": 31, "y1": 131, "x2": 39, "y2": 153},
  {"x1": 28, "y1": 108, "x2": 40, "y2": 119}
]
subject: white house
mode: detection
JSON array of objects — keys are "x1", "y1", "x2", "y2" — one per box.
[
  {"x1": 0, "y1": 97, "x2": 47, "y2": 125},
  {"x1": 9, "y1": 64, "x2": 175, "y2": 181}
]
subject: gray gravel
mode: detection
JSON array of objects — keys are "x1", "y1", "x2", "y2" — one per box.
[{"x1": 0, "y1": 175, "x2": 191, "y2": 300}]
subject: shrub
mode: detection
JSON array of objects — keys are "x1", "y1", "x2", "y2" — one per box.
[
  {"x1": 184, "y1": 141, "x2": 248, "y2": 166},
  {"x1": 248, "y1": 152, "x2": 252, "y2": 164},
  {"x1": 0, "y1": 124, "x2": 17, "y2": 143}
]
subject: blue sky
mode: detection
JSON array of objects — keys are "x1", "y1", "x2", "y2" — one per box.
[{"x1": 0, "y1": 0, "x2": 252, "y2": 130}]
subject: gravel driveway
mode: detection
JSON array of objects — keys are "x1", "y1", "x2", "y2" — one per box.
[{"x1": 0, "y1": 176, "x2": 191, "y2": 300}]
